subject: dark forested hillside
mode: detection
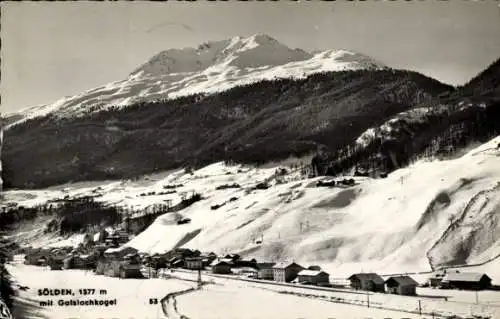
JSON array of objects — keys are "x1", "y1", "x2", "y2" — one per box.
[
  {"x1": 311, "y1": 58, "x2": 500, "y2": 177},
  {"x1": 0, "y1": 68, "x2": 472, "y2": 189}
]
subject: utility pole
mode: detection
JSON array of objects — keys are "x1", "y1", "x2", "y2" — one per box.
[
  {"x1": 197, "y1": 269, "x2": 202, "y2": 289},
  {"x1": 418, "y1": 300, "x2": 422, "y2": 315},
  {"x1": 366, "y1": 292, "x2": 370, "y2": 308}
]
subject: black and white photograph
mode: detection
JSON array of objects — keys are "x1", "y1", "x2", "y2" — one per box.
[{"x1": 1, "y1": 1, "x2": 500, "y2": 318}]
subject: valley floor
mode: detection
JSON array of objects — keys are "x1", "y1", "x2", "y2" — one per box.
[{"x1": 7, "y1": 257, "x2": 193, "y2": 319}]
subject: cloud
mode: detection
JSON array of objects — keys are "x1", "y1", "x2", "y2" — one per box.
[{"x1": 145, "y1": 21, "x2": 195, "y2": 34}]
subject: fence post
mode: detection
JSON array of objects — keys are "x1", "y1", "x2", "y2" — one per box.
[
  {"x1": 366, "y1": 292, "x2": 370, "y2": 308},
  {"x1": 418, "y1": 300, "x2": 421, "y2": 315}
]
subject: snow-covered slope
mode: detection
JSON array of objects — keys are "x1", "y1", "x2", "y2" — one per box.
[
  {"x1": 6, "y1": 34, "x2": 385, "y2": 127},
  {"x1": 4, "y1": 136, "x2": 500, "y2": 281}
]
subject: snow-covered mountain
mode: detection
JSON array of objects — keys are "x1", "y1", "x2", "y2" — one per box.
[{"x1": 6, "y1": 34, "x2": 385, "y2": 127}]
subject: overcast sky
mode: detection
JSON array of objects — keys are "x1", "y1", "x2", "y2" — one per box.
[{"x1": 1, "y1": 1, "x2": 500, "y2": 114}]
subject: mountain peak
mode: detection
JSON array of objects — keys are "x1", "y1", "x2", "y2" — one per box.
[
  {"x1": 130, "y1": 34, "x2": 312, "y2": 77},
  {"x1": 9, "y1": 35, "x2": 388, "y2": 126}
]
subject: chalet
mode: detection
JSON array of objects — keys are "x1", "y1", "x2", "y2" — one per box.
[
  {"x1": 297, "y1": 270, "x2": 330, "y2": 285},
  {"x1": 217, "y1": 257, "x2": 236, "y2": 266},
  {"x1": 211, "y1": 261, "x2": 232, "y2": 274},
  {"x1": 185, "y1": 257, "x2": 204, "y2": 270},
  {"x1": 95, "y1": 253, "x2": 142, "y2": 278},
  {"x1": 385, "y1": 276, "x2": 418, "y2": 296},
  {"x1": 440, "y1": 272, "x2": 492, "y2": 290},
  {"x1": 272, "y1": 262, "x2": 304, "y2": 282},
  {"x1": 200, "y1": 252, "x2": 217, "y2": 266},
  {"x1": 348, "y1": 273, "x2": 385, "y2": 292},
  {"x1": 428, "y1": 272, "x2": 446, "y2": 288},
  {"x1": 169, "y1": 257, "x2": 184, "y2": 268},
  {"x1": 256, "y1": 263, "x2": 275, "y2": 280}
]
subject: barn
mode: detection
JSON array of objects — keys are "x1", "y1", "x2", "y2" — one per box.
[
  {"x1": 297, "y1": 270, "x2": 330, "y2": 285},
  {"x1": 441, "y1": 272, "x2": 492, "y2": 290},
  {"x1": 211, "y1": 261, "x2": 232, "y2": 274},
  {"x1": 348, "y1": 273, "x2": 385, "y2": 292},
  {"x1": 385, "y1": 276, "x2": 418, "y2": 296}
]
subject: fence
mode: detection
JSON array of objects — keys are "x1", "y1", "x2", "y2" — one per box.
[{"x1": 170, "y1": 269, "x2": 500, "y2": 319}]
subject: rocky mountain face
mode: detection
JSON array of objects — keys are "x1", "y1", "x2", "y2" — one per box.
[{"x1": 4, "y1": 34, "x2": 386, "y2": 127}]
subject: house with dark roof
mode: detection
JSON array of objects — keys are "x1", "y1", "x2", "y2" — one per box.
[
  {"x1": 385, "y1": 276, "x2": 419, "y2": 295},
  {"x1": 297, "y1": 270, "x2": 330, "y2": 285},
  {"x1": 256, "y1": 262, "x2": 276, "y2": 280},
  {"x1": 185, "y1": 257, "x2": 204, "y2": 270},
  {"x1": 441, "y1": 272, "x2": 492, "y2": 290},
  {"x1": 210, "y1": 260, "x2": 232, "y2": 274},
  {"x1": 428, "y1": 271, "x2": 446, "y2": 288},
  {"x1": 273, "y1": 262, "x2": 304, "y2": 282},
  {"x1": 348, "y1": 273, "x2": 385, "y2": 292}
]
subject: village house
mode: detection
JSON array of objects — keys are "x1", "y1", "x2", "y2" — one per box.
[
  {"x1": 169, "y1": 257, "x2": 184, "y2": 268},
  {"x1": 385, "y1": 276, "x2": 419, "y2": 296},
  {"x1": 440, "y1": 272, "x2": 492, "y2": 290},
  {"x1": 185, "y1": 257, "x2": 204, "y2": 270},
  {"x1": 428, "y1": 271, "x2": 446, "y2": 288},
  {"x1": 256, "y1": 262, "x2": 275, "y2": 280},
  {"x1": 200, "y1": 252, "x2": 217, "y2": 267},
  {"x1": 297, "y1": 269, "x2": 330, "y2": 286},
  {"x1": 217, "y1": 257, "x2": 236, "y2": 266},
  {"x1": 348, "y1": 273, "x2": 385, "y2": 292},
  {"x1": 272, "y1": 262, "x2": 304, "y2": 282},
  {"x1": 211, "y1": 260, "x2": 232, "y2": 274}
]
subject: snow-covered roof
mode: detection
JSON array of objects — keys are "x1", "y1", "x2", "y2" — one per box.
[
  {"x1": 298, "y1": 270, "x2": 328, "y2": 277},
  {"x1": 105, "y1": 246, "x2": 137, "y2": 255},
  {"x1": 442, "y1": 272, "x2": 490, "y2": 283}
]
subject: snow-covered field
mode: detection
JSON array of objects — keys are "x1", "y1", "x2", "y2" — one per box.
[
  {"x1": 178, "y1": 281, "x2": 425, "y2": 319},
  {"x1": 162, "y1": 270, "x2": 500, "y2": 319},
  {"x1": 7, "y1": 258, "x2": 194, "y2": 319},
  {"x1": 4, "y1": 136, "x2": 500, "y2": 284}
]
